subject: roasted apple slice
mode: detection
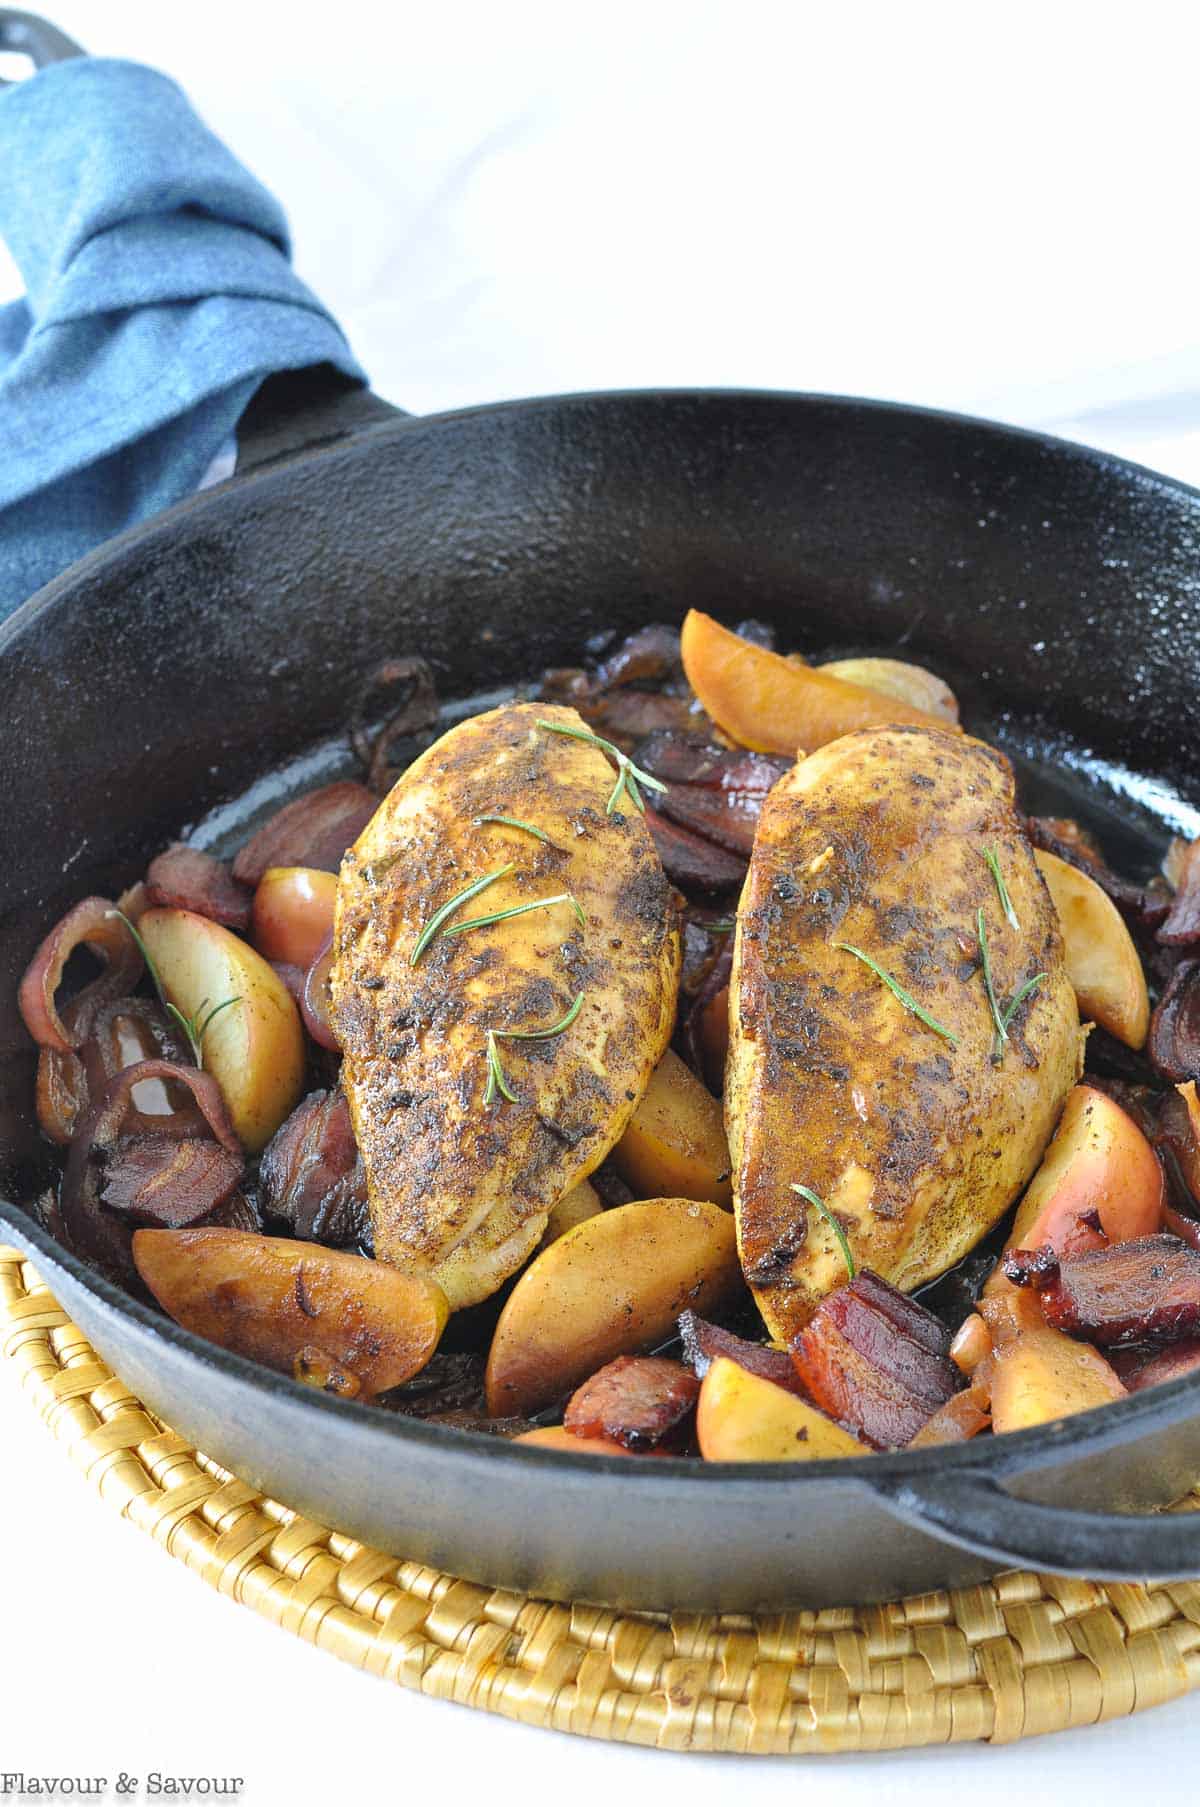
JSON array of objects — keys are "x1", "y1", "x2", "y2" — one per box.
[
  {"x1": 986, "y1": 1084, "x2": 1164, "y2": 1297},
  {"x1": 540, "y1": 1179, "x2": 603, "y2": 1246},
  {"x1": 696, "y1": 1357, "x2": 870, "y2": 1461},
  {"x1": 818, "y1": 656, "x2": 960, "y2": 724},
  {"x1": 484, "y1": 1197, "x2": 741, "y2": 1417},
  {"x1": 252, "y1": 866, "x2": 337, "y2": 969},
  {"x1": 512, "y1": 1426, "x2": 669, "y2": 1458},
  {"x1": 611, "y1": 1048, "x2": 732, "y2": 1208},
  {"x1": 137, "y1": 908, "x2": 306, "y2": 1152},
  {"x1": 989, "y1": 1321, "x2": 1125, "y2": 1433},
  {"x1": 680, "y1": 610, "x2": 956, "y2": 755},
  {"x1": 1035, "y1": 849, "x2": 1150, "y2": 1049},
  {"x1": 133, "y1": 1226, "x2": 448, "y2": 1400}
]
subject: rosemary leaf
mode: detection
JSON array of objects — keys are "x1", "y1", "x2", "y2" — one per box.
[
  {"x1": 494, "y1": 992, "x2": 585, "y2": 1041},
  {"x1": 442, "y1": 892, "x2": 585, "y2": 939},
  {"x1": 1001, "y1": 972, "x2": 1046, "y2": 1033},
  {"x1": 484, "y1": 1029, "x2": 520, "y2": 1105},
  {"x1": 482, "y1": 994, "x2": 585, "y2": 1105},
  {"x1": 535, "y1": 718, "x2": 667, "y2": 815},
  {"x1": 197, "y1": 996, "x2": 241, "y2": 1041},
  {"x1": 472, "y1": 813, "x2": 551, "y2": 844},
  {"x1": 982, "y1": 846, "x2": 1019, "y2": 929},
  {"x1": 410, "y1": 863, "x2": 515, "y2": 966},
  {"x1": 834, "y1": 942, "x2": 959, "y2": 1047},
  {"x1": 790, "y1": 1184, "x2": 856, "y2": 1281},
  {"x1": 706, "y1": 917, "x2": 737, "y2": 933},
  {"x1": 976, "y1": 908, "x2": 1008, "y2": 1062},
  {"x1": 104, "y1": 912, "x2": 240, "y2": 1070}
]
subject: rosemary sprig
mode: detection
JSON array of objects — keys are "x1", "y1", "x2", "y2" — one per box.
[
  {"x1": 706, "y1": 917, "x2": 737, "y2": 933},
  {"x1": 834, "y1": 942, "x2": 959, "y2": 1047},
  {"x1": 791, "y1": 1184, "x2": 856, "y2": 1281},
  {"x1": 482, "y1": 993, "x2": 586, "y2": 1106},
  {"x1": 976, "y1": 908, "x2": 1008, "y2": 1061},
  {"x1": 1001, "y1": 972, "x2": 1047, "y2": 1034},
  {"x1": 484, "y1": 1030, "x2": 521, "y2": 1105},
  {"x1": 105, "y1": 909, "x2": 239, "y2": 1070},
  {"x1": 472, "y1": 813, "x2": 551, "y2": 844},
  {"x1": 535, "y1": 718, "x2": 668, "y2": 815},
  {"x1": 442, "y1": 892, "x2": 585, "y2": 939},
  {"x1": 410, "y1": 863, "x2": 514, "y2": 966},
  {"x1": 982, "y1": 847, "x2": 1019, "y2": 929}
]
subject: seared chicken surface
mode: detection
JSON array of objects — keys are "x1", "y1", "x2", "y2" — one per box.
[
  {"x1": 331, "y1": 702, "x2": 680, "y2": 1308},
  {"x1": 727, "y1": 725, "x2": 1082, "y2": 1341}
]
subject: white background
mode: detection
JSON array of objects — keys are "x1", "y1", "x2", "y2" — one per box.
[{"x1": 2, "y1": 3, "x2": 1199, "y2": 1801}]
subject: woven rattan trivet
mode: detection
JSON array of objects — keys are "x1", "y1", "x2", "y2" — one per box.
[{"x1": 4, "y1": 1244, "x2": 1200, "y2": 1755}]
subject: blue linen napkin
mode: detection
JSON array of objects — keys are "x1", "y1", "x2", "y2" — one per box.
[{"x1": 0, "y1": 56, "x2": 366, "y2": 618}]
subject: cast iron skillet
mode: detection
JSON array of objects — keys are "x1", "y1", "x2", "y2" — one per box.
[{"x1": 2, "y1": 384, "x2": 1200, "y2": 1611}]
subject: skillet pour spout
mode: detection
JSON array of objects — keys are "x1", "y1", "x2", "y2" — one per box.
[{"x1": 2, "y1": 389, "x2": 1200, "y2": 1610}]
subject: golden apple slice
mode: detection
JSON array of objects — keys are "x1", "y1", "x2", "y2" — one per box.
[
  {"x1": 696, "y1": 1357, "x2": 870, "y2": 1460},
  {"x1": 133, "y1": 1226, "x2": 448, "y2": 1400},
  {"x1": 485, "y1": 1197, "x2": 741, "y2": 1417},
  {"x1": 994, "y1": 1083, "x2": 1164, "y2": 1270},
  {"x1": 611, "y1": 1048, "x2": 733, "y2": 1208},
  {"x1": 818, "y1": 656, "x2": 960, "y2": 724},
  {"x1": 512, "y1": 1425, "x2": 668, "y2": 1458},
  {"x1": 990, "y1": 1322, "x2": 1125, "y2": 1434},
  {"x1": 138, "y1": 907, "x2": 306, "y2": 1151},
  {"x1": 251, "y1": 865, "x2": 336, "y2": 969},
  {"x1": 1035, "y1": 849, "x2": 1150, "y2": 1049},
  {"x1": 540, "y1": 1179, "x2": 604, "y2": 1247}
]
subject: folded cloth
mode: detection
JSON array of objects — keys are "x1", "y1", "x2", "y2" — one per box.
[{"x1": 0, "y1": 56, "x2": 366, "y2": 618}]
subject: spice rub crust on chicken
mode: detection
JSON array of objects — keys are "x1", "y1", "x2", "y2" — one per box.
[
  {"x1": 727, "y1": 725, "x2": 1083, "y2": 1342},
  {"x1": 330, "y1": 701, "x2": 680, "y2": 1309}
]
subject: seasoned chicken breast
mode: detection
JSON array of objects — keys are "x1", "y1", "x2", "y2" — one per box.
[
  {"x1": 330, "y1": 702, "x2": 680, "y2": 1308},
  {"x1": 727, "y1": 725, "x2": 1082, "y2": 1341}
]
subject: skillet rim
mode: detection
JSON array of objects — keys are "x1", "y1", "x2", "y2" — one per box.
[{"x1": 2, "y1": 384, "x2": 1199, "y2": 1501}]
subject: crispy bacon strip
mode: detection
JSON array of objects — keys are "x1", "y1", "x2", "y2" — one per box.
[
  {"x1": 146, "y1": 844, "x2": 251, "y2": 930},
  {"x1": 644, "y1": 806, "x2": 747, "y2": 892},
  {"x1": 1026, "y1": 1234, "x2": 1200, "y2": 1346},
  {"x1": 789, "y1": 1271, "x2": 963, "y2": 1448},
  {"x1": 231, "y1": 783, "x2": 377, "y2": 887},
  {"x1": 678, "y1": 1309, "x2": 805, "y2": 1394},
  {"x1": 260, "y1": 1089, "x2": 368, "y2": 1247},
  {"x1": 563, "y1": 1355, "x2": 699, "y2": 1449},
  {"x1": 635, "y1": 733, "x2": 789, "y2": 856}
]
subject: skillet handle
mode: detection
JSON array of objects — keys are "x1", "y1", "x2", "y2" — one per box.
[
  {"x1": 0, "y1": 10, "x2": 84, "y2": 82},
  {"x1": 879, "y1": 1469, "x2": 1200, "y2": 1580},
  {"x1": 234, "y1": 367, "x2": 409, "y2": 477}
]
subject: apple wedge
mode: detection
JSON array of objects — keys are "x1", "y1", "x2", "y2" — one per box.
[
  {"x1": 138, "y1": 907, "x2": 306, "y2": 1152},
  {"x1": 485, "y1": 1197, "x2": 741, "y2": 1417},
  {"x1": 696, "y1": 1357, "x2": 870, "y2": 1461},
  {"x1": 1035, "y1": 849, "x2": 1150, "y2": 1048},
  {"x1": 252, "y1": 866, "x2": 336, "y2": 969},
  {"x1": 680, "y1": 609, "x2": 956, "y2": 755},
  {"x1": 512, "y1": 1426, "x2": 669, "y2": 1458},
  {"x1": 611, "y1": 1048, "x2": 733, "y2": 1208},
  {"x1": 540, "y1": 1179, "x2": 604, "y2": 1247},
  {"x1": 818, "y1": 656, "x2": 960, "y2": 724},
  {"x1": 990, "y1": 1321, "x2": 1125, "y2": 1434},
  {"x1": 133, "y1": 1226, "x2": 448, "y2": 1400},
  {"x1": 990, "y1": 1083, "x2": 1164, "y2": 1283}
]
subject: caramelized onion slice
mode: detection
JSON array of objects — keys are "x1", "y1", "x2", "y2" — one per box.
[
  {"x1": 146, "y1": 844, "x2": 252, "y2": 930},
  {"x1": 301, "y1": 936, "x2": 339, "y2": 1050},
  {"x1": 1148, "y1": 960, "x2": 1200, "y2": 1084},
  {"x1": 1160, "y1": 840, "x2": 1200, "y2": 947},
  {"x1": 231, "y1": 783, "x2": 377, "y2": 887},
  {"x1": 260, "y1": 1088, "x2": 367, "y2": 1246},
  {"x1": 18, "y1": 897, "x2": 143, "y2": 1053},
  {"x1": 90, "y1": 1059, "x2": 241, "y2": 1157},
  {"x1": 644, "y1": 806, "x2": 746, "y2": 892}
]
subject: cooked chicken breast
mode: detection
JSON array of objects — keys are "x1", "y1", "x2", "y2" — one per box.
[
  {"x1": 330, "y1": 701, "x2": 680, "y2": 1308},
  {"x1": 727, "y1": 725, "x2": 1082, "y2": 1342}
]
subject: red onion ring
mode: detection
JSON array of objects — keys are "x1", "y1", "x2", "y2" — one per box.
[{"x1": 18, "y1": 897, "x2": 143, "y2": 1054}]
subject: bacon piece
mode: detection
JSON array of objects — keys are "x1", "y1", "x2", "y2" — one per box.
[
  {"x1": 231, "y1": 783, "x2": 377, "y2": 887},
  {"x1": 1159, "y1": 840, "x2": 1200, "y2": 947},
  {"x1": 789, "y1": 1271, "x2": 963, "y2": 1448},
  {"x1": 563, "y1": 1355, "x2": 699, "y2": 1449},
  {"x1": 645, "y1": 805, "x2": 747, "y2": 891},
  {"x1": 1125, "y1": 1337, "x2": 1200, "y2": 1391},
  {"x1": 259, "y1": 1089, "x2": 368, "y2": 1247},
  {"x1": 145, "y1": 844, "x2": 252, "y2": 930},
  {"x1": 635, "y1": 733, "x2": 789, "y2": 856},
  {"x1": 593, "y1": 624, "x2": 685, "y2": 691},
  {"x1": 100, "y1": 1136, "x2": 245, "y2": 1229},
  {"x1": 678, "y1": 1309, "x2": 805, "y2": 1393},
  {"x1": 1148, "y1": 961, "x2": 1200, "y2": 1085},
  {"x1": 1027, "y1": 816, "x2": 1171, "y2": 933},
  {"x1": 18, "y1": 896, "x2": 143, "y2": 1053},
  {"x1": 1033, "y1": 1233, "x2": 1200, "y2": 1346}
]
